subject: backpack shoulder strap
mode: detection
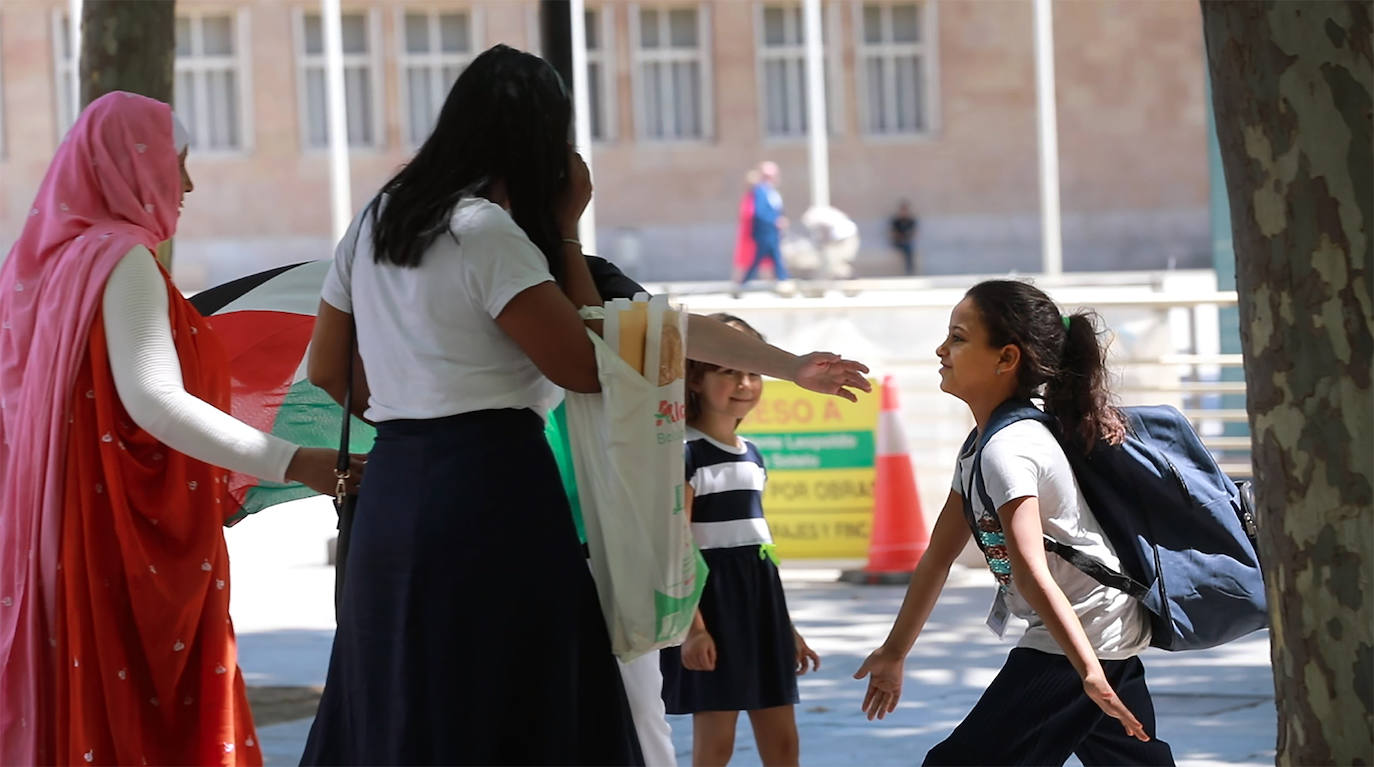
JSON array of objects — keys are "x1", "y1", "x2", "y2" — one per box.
[
  {"x1": 957, "y1": 428, "x2": 979, "y2": 530},
  {"x1": 961, "y1": 400, "x2": 1048, "y2": 544},
  {"x1": 968, "y1": 400, "x2": 1052, "y2": 513},
  {"x1": 966, "y1": 401, "x2": 1151, "y2": 602},
  {"x1": 1041, "y1": 538, "x2": 1150, "y2": 600}
]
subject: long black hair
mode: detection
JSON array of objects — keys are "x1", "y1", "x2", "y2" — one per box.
[
  {"x1": 366, "y1": 44, "x2": 571, "y2": 277},
  {"x1": 964, "y1": 280, "x2": 1126, "y2": 449}
]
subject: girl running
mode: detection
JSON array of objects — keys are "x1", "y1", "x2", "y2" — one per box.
[{"x1": 854, "y1": 280, "x2": 1175, "y2": 766}]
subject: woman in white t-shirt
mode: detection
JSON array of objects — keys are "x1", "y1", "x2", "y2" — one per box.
[
  {"x1": 854, "y1": 280, "x2": 1175, "y2": 766},
  {"x1": 298, "y1": 45, "x2": 642, "y2": 765}
]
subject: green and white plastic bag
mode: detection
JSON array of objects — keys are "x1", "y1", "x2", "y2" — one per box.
[{"x1": 565, "y1": 299, "x2": 708, "y2": 662}]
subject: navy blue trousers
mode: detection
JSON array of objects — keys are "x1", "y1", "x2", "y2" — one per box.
[
  {"x1": 301, "y1": 409, "x2": 643, "y2": 766},
  {"x1": 743, "y1": 236, "x2": 788, "y2": 282},
  {"x1": 924, "y1": 648, "x2": 1174, "y2": 766}
]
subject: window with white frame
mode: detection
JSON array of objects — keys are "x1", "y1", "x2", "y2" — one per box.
[
  {"x1": 175, "y1": 13, "x2": 249, "y2": 150},
  {"x1": 757, "y1": 4, "x2": 839, "y2": 138},
  {"x1": 857, "y1": 2, "x2": 933, "y2": 135},
  {"x1": 584, "y1": 8, "x2": 615, "y2": 142},
  {"x1": 51, "y1": 12, "x2": 79, "y2": 139},
  {"x1": 631, "y1": 6, "x2": 711, "y2": 141},
  {"x1": 399, "y1": 10, "x2": 476, "y2": 147},
  {"x1": 296, "y1": 11, "x2": 382, "y2": 149}
]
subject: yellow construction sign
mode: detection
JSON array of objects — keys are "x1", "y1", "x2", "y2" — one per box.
[{"x1": 739, "y1": 379, "x2": 881, "y2": 559}]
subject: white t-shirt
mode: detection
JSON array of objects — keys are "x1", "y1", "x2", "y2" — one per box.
[
  {"x1": 953, "y1": 419, "x2": 1151, "y2": 660},
  {"x1": 321, "y1": 196, "x2": 562, "y2": 423}
]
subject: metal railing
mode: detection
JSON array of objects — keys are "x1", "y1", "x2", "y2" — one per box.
[{"x1": 665, "y1": 269, "x2": 1253, "y2": 479}]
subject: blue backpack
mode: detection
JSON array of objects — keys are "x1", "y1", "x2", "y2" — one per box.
[{"x1": 961, "y1": 400, "x2": 1267, "y2": 651}]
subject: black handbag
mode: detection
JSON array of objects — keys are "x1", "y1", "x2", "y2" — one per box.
[{"x1": 331, "y1": 327, "x2": 359, "y2": 618}]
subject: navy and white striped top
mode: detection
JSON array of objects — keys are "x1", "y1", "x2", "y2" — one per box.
[{"x1": 685, "y1": 427, "x2": 774, "y2": 550}]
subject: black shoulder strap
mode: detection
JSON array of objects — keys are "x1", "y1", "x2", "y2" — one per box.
[
  {"x1": 1040, "y1": 537, "x2": 1149, "y2": 600},
  {"x1": 960, "y1": 400, "x2": 1047, "y2": 535},
  {"x1": 957, "y1": 428, "x2": 978, "y2": 530},
  {"x1": 333, "y1": 323, "x2": 355, "y2": 506},
  {"x1": 963, "y1": 401, "x2": 1151, "y2": 602}
]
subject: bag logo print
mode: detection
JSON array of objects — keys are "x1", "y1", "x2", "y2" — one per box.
[{"x1": 655, "y1": 400, "x2": 685, "y2": 426}]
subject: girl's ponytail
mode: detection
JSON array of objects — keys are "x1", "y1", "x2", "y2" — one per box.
[
  {"x1": 964, "y1": 281, "x2": 1125, "y2": 450},
  {"x1": 1043, "y1": 312, "x2": 1126, "y2": 449}
]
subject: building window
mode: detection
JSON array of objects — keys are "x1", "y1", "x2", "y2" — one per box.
[
  {"x1": 857, "y1": 2, "x2": 934, "y2": 135},
  {"x1": 175, "y1": 12, "x2": 250, "y2": 151},
  {"x1": 51, "y1": 11, "x2": 78, "y2": 139},
  {"x1": 631, "y1": 5, "x2": 712, "y2": 141},
  {"x1": 757, "y1": 3, "x2": 838, "y2": 138},
  {"x1": 399, "y1": 9, "x2": 476, "y2": 147},
  {"x1": 584, "y1": 7, "x2": 615, "y2": 142},
  {"x1": 295, "y1": 10, "x2": 382, "y2": 149}
]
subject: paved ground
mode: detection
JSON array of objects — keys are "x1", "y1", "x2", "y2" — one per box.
[{"x1": 226, "y1": 499, "x2": 1276, "y2": 766}]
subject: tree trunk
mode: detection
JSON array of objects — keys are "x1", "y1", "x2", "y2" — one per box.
[
  {"x1": 1201, "y1": 2, "x2": 1373, "y2": 764},
  {"x1": 79, "y1": 0, "x2": 175, "y2": 106},
  {"x1": 81, "y1": 0, "x2": 177, "y2": 269},
  {"x1": 540, "y1": 0, "x2": 574, "y2": 88}
]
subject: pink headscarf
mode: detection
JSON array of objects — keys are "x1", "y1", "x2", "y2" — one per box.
[{"x1": 0, "y1": 91, "x2": 181, "y2": 765}]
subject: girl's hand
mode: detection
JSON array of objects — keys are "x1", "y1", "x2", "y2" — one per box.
[
  {"x1": 557, "y1": 149, "x2": 593, "y2": 237},
  {"x1": 793, "y1": 629, "x2": 821, "y2": 675},
  {"x1": 681, "y1": 629, "x2": 717, "y2": 671},
  {"x1": 853, "y1": 646, "x2": 905, "y2": 721},
  {"x1": 1083, "y1": 673, "x2": 1150, "y2": 742},
  {"x1": 791, "y1": 353, "x2": 871, "y2": 402}
]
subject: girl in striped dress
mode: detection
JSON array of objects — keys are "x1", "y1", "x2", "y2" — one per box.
[{"x1": 660, "y1": 314, "x2": 821, "y2": 767}]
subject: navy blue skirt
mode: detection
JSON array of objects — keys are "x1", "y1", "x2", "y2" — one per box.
[
  {"x1": 301, "y1": 409, "x2": 643, "y2": 765},
  {"x1": 659, "y1": 545, "x2": 798, "y2": 714}
]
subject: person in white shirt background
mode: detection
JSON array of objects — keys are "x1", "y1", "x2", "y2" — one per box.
[{"x1": 798, "y1": 205, "x2": 860, "y2": 281}]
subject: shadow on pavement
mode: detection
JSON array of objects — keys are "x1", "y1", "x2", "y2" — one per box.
[{"x1": 234, "y1": 572, "x2": 1275, "y2": 766}]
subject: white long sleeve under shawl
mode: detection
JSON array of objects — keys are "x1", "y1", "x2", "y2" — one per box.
[{"x1": 102, "y1": 246, "x2": 298, "y2": 483}]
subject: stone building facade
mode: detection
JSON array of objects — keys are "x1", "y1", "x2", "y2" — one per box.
[{"x1": 0, "y1": 0, "x2": 1211, "y2": 287}]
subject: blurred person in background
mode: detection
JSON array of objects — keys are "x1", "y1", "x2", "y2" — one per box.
[
  {"x1": 737, "y1": 161, "x2": 789, "y2": 288},
  {"x1": 890, "y1": 200, "x2": 919, "y2": 276},
  {"x1": 800, "y1": 204, "x2": 861, "y2": 281},
  {"x1": 730, "y1": 167, "x2": 771, "y2": 285}
]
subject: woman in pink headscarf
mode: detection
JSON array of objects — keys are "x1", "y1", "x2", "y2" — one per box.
[{"x1": 0, "y1": 93, "x2": 359, "y2": 766}]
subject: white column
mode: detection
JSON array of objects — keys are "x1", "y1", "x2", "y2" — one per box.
[
  {"x1": 1033, "y1": 0, "x2": 1063, "y2": 276},
  {"x1": 569, "y1": 0, "x2": 598, "y2": 252},
  {"x1": 803, "y1": 0, "x2": 829, "y2": 209},
  {"x1": 69, "y1": 0, "x2": 83, "y2": 110},
  {"x1": 321, "y1": 0, "x2": 352, "y2": 244}
]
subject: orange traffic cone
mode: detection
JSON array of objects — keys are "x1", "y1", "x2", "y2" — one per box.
[{"x1": 841, "y1": 376, "x2": 930, "y2": 585}]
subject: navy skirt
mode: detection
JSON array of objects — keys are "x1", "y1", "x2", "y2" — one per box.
[
  {"x1": 301, "y1": 409, "x2": 643, "y2": 765},
  {"x1": 659, "y1": 545, "x2": 799, "y2": 714}
]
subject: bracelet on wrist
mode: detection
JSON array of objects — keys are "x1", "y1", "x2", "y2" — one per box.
[{"x1": 561, "y1": 237, "x2": 582, "y2": 248}]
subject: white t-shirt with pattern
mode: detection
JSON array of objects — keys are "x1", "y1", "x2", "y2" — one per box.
[{"x1": 953, "y1": 419, "x2": 1151, "y2": 660}]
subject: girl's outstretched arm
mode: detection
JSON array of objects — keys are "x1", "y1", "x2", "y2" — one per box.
[
  {"x1": 854, "y1": 489, "x2": 970, "y2": 720},
  {"x1": 998, "y1": 496, "x2": 1150, "y2": 742}
]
